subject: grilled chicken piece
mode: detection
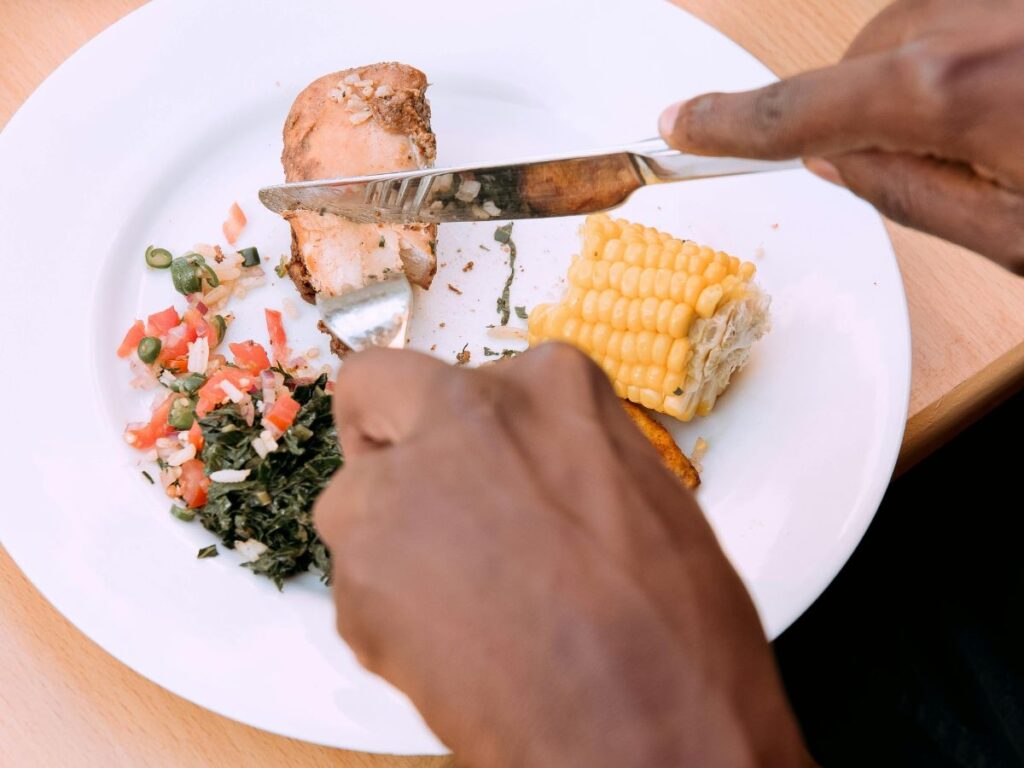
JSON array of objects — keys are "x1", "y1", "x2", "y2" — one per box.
[
  {"x1": 281, "y1": 63, "x2": 437, "y2": 304},
  {"x1": 621, "y1": 400, "x2": 701, "y2": 489}
]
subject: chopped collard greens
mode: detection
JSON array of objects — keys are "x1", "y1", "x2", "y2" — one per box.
[{"x1": 195, "y1": 373, "x2": 342, "y2": 587}]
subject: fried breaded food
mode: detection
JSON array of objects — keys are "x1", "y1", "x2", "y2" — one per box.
[{"x1": 621, "y1": 400, "x2": 700, "y2": 489}]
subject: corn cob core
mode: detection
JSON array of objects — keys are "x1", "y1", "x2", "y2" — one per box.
[{"x1": 527, "y1": 214, "x2": 770, "y2": 421}]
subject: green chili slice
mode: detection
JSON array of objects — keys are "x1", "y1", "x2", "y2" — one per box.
[
  {"x1": 239, "y1": 246, "x2": 260, "y2": 267},
  {"x1": 137, "y1": 336, "x2": 162, "y2": 364},
  {"x1": 145, "y1": 246, "x2": 173, "y2": 269}
]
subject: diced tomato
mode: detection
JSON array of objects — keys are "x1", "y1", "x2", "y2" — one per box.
[
  {"x1": 266, "y1": 392, "x2": 301, "y2": 432},
  {"x1": 187, "y1": 421, "x2": 204, "y2": 453},
  {"x1": 195, "y1": 367, "x2": 255, "y2": 416},
  {"x1": 182, "y1": 307, "x2": 212, "y2": 341},
  {"x1": 124, "y1": 393, "x2": 176, "y2": 450},
  {"x1": 117, "y1": 320, "x2": 145, "y2": 357},
  {"x1": 222, "y1": 201, "x2": 247, "y2": 245},
  {"x1": 157, "y1": 326, "x2": 192, "y2": 365},
  {"x1": 230, "y1": 340, "x2": 271, "y2": 374},
  {"x1": 178, "y1": 459, "x2": 210, "y2": 508},
  {"x1": 265, "y1": 308, "x2": 291, "y2": 364},
  {"x1": 146, "y1": 305, "x2": 180, "y2": 336}
]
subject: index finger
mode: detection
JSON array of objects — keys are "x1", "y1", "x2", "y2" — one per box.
[
  {"x1": 658, "y1": 52, "x2": 936, "y2": 160},
  {"x1": 332, "y1": 348, "x2": 450, "y2": 457}
]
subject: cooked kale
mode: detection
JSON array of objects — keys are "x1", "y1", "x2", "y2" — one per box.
[{"x1": 195, "y1": 373, "x2": 342, "y2": 587}]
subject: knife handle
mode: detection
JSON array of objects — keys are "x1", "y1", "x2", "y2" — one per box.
[{"x1": 627, "y1": 138, "x2": 801, "y2": 184}]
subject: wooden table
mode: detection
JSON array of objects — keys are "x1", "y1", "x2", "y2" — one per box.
[{"x1": 3, "y1": 0, "x2": 1023, "y2": 765}]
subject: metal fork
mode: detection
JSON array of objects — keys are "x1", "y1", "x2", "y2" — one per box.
[{"x1": 316, "y1": 273, "x2": 412, "y2": 352}]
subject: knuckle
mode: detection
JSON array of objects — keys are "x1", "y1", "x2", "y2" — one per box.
[{"x1": 894, "y1": 42, "x2": 964, "y2": 121}]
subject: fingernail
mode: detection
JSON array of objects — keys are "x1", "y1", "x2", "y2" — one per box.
[
  {"x1": 658, "y1": 102, "x2": 683, "y2": 144},
  {"x1": 804, "y1": 158, "x2": 844, "y2": 187}
]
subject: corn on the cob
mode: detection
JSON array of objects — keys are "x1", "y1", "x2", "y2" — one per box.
[{"x1": 527, "y1": 215, "x2": 770, "y2": 421}]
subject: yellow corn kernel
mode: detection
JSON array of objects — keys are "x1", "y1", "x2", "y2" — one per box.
[
  {"x1": 656, "y1": 299, "x2": 674, "y2": 334},
  {"x1": 627, "y1": 385, "x2": 642, "y2": 403},
  {"x1": 569, "y1": 258, "x2": 593, "y2": 288},
  {"x1": 688, "y1": 253, "x2": 710, "y2": 274},
  {"x1": 636, "y1": 330, "x2": 654, "y2": 363},
  {"x1": 562, "y1": 317, "x2": 582, "y2": 342},
  {"x1": 617, "y1": 362, "x2": 632, "y2": 387},
  {"x1": 592, "y1": 323, "x2": 611, "y2": 356},
  {"x1": 600, "y1": 216, "x2": 620, "y2": 239},
  {"x1": 667, "y1": 337, "x2": 691, "y2": 371},
  {"x1": 644, "y1": 365, "x2": 665, "y2": 391},
  {"x1": 582, "y1": 233, "x2": 602, "y2": 259},
  {"x1": 699, "y1": 245, "x2": 715, "y2": 260},
  {"x1": 581, "y1": 289, "x2": 600, "y2": 322},
  {"x1": 640, "y1": 388, "x2": 661, "y2": 410},
  {"x1": 683, "y1": 274, "x2": 707, "y2": 306},
  {"x1": 608, "y1": 261, "x2": 626, "y2": 290},
  {"x1": 640, "y1": 297, "x2": 659, "y2": 331},
  {"x1": 681, "y1": 241, "x2": 699, "y2": 256},
  {"x1": 578, "y1": 322, "x2": 593, "y2": 351},
  {"x1": 703, "y1": 261, "x2": 727, "y2": 284},
  {"x1": 663, "y1": 371, "x2": 684, "y2": 395},
  {"x1": 668, "y1": 303, "x2": 694, "y2": 338},
  {"x1": 740, "y1": 261, "x2": 756, "y2": 280},
  {"x1": 644, "y1": 227, "x2": 661, "y2": 244},
  {"x1": 669, "y1": 272, "x2": 688, "y2": 302},
  {"x1": 721, "y1": 275, "x2": 739, "y2": 298},
  {"x1": 602, "y1": 356, "x2": 617, "y2": 378},
  {"x1": 620, "y1": 331, "x2": 637, "y2": 363},
  {"x1": 638, "y1": 267, "x2": 656, "y2": 297},
  {"x1": 654, "y1": 269, "x2": 672, "y2": 299},
  {"x1": 611, "y1": 297, "x2": 629, "y2": 330},
  {"x1": 643, "y1": 244, "x2": 661, "y2": 268},
  {"x1": 591, "y1": 260, "x2": 610, "y2": 290},
  {"x1": 565, "y1": 286, "x2": 585, "y2": 313},
  {"x1": 603, "y1": 238, "x2": 625, "y2": 263},
  {"x1": 626, "y1": 299, "x2": 643, "y2": 332},
  {"x1": 613, "y1": 380, "x2": 627, "y2": 398},
  {"x1": 696, "y1": 284, "x2": 724, "y2": 318},
  {"x1": 606, "y1": 329, "x2": 624, "y2": 360},
  {"x1": 621, "y1": 223, "x2": 643, "y2": 242},
  {"x1": 597, "y1": 289, "x2": 617, "y2": 322},
  {"x1": 714, "y1": 250, "x2": 730, "y2": 266},
  {"x1": 697, "y1": 400, "x2": 715, "y2": 417},
  {"x1": 624, "y1": 241, "x2": 645, "y2": 266},
  {"x1": 630, "y1": 364, "x2": 646, "y2": 387},
  {"x1": 729, "y1": 256, "x2": 740, "y2": 275},
  {"x1": 663, "y1": 395, "x2": 686, "y2": 420},
  {"x1": 651, "y1": 334, "x2": 671, "y2": 367},
  {"x1": 683, "y1": 397, "x2": 701, "y2": 421},
  {"x1": 544, "y1": 305, "x2": 571, "y2": 338},
  {"x1": 620, "y1": 266, "x2": 641, "y2": 297}
]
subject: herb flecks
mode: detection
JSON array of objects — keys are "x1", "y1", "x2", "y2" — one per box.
[
  {"x1": 141, "y1": 470, "x2": 155, "y2": 484},
  {"x1": 275, "y1": 256, "x2": 288, "y2": 278},
  {"x1": 483, "y1": 347, "x2": 520, "y2": 359},
  {"x1": 197, "y1": 544, "x2": 219, "y2": 559},
  {"x1": 378, "y1": 235, "x2": 386, "y2": 248},
  {"x1": 514, "y1": 305, "x2": 528, "y2": 320},
  {"x1": 494, "y1": 223, "x2": 517, "y2": 325}
]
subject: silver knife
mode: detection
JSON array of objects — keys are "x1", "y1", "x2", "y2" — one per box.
[{"x1": 258, "y1": 138, "x2": 799, "y2": 225}]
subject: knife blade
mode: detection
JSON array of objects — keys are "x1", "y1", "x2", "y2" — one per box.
[{"x1": 258, "y1": 138, "x2": 799, "y2": 225}]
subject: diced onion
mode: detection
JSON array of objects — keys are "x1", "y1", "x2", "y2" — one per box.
[
  {"x1": 455, "y1": 179, "x2": 481, "y2": 202},
  {"x1": 166, "y1": 443, "x2": 197, "y2": 467},
  {"x1": 209, "y1": 468, "x2": 251, "y2": 483},
  {"x1": 187, "y1": 337, "x2": 210, "y2": 374}
]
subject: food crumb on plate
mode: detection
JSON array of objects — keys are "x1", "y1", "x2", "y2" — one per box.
[
  {"x1": 455, "y1": 344, "x2": 470, "y2": 366},
  {"x1": 462, "y1": 261, "x2": 474, "y2": 272},
  {"x1": 447, "y1": 283, "x2": 462, "y2": 295}
]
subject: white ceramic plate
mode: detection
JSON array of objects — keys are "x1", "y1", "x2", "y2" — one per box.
[{"x1": 0, "y1": 0, "x2": 910, "y2": 754}]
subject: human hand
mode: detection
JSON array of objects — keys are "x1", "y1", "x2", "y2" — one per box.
[
  {"x1": 659, "y1": 0, "x2": 1024, "y2": 274},
  {"x1": 315, "y1": 345, "x2": 810, "y2": 768}
]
